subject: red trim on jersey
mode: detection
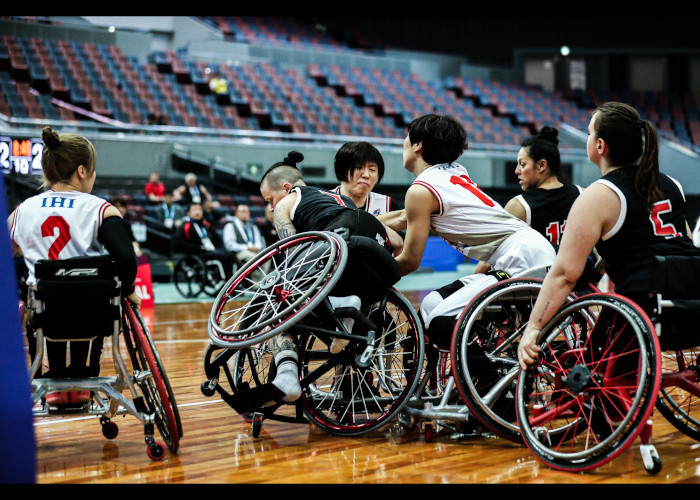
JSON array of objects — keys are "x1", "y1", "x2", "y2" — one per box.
[
  {"x1": 412, "y1": 181, "x2": 443, "y2": 215},
  {"x1": 9, "y1": 207, "x2": 18, "y2": 242},
  {"x1": 98, "y1": 202, "x2": 111, "y2": 226}
]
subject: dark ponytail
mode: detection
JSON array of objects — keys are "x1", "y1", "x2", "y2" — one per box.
[{"x1": 593, "y1": 102, "x2": 662, "y2": 211}]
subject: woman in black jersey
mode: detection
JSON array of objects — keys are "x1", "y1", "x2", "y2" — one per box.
[
  {"x1": 230, "y1": 151, "x2": 400, "y2": 411},
  {"x1": 475, "y1": 126, "x2": 583, "y2": 276},
  {"x1": 518, "y1": 102, "x2": 700, "y2": 368},
  {"x1": 504, "y1": 126, "x2": 582, "y2": 246}
]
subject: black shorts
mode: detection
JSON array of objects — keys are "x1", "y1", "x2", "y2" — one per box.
[{"x1": 323, "y1": 209, "x2": 395, "y2": 305}]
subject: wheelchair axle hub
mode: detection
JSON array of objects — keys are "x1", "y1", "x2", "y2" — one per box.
[
  {"x1": 259, "y1": 271, "x2": 282, "y2": 290},
  {"x1": 274, "y1": 287, "x2": 291, "y2": 302},
  {"x1": 566, "y1": 364, "x2": 592, "y2": 394}
]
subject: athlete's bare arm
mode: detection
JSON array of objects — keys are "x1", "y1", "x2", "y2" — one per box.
[
  {"x1": 394, "y1": 184, "x2": 438, "y2": 276},
  {"x1": 377, "y1": 209, "x2": 407, "y2": 232},
  {"x1": 272, "y1": 192, "x2": 298, "y2": 239}
]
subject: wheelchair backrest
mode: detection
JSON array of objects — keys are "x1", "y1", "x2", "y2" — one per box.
[
  {"x1": 32, "y1": 255, "x2": 122, "y2": 340},
  {"x1": 652, "y1": 255, "x2": 700, "y2": 350},
  {"x1": 653, "y1": 255, "x2": 700, "y2": 299}
]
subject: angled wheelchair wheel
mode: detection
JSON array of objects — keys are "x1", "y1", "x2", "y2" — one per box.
[
  {"x1": 202, "y1": 260, "x2": 230, "y2": 298},
  {"x1": 451, "y1": 278, "x2": 545, "y2": 443},
  {"x1": 300, "y1": 288, "x2": 425, "y2": 436},
  {"x1": 202, "y1": 341, "x2": 275, "y2": 421},
  {"x1": 515, "y1": 293, "x2": 661, "y2": 472},
  {"x1": 208, "y1": 232, "x2": 348, "y2": 350},
  {"x1": 655, "y1": 346, "x2": 700, "y2": 441},
  {"x1": 122, "y1": 301, "x2": 183, "y2": 454},
  {"x1": 173, "y1": 255, "x2": 206, "y2": 298}
]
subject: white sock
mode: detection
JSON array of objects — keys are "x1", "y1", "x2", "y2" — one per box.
[
  {"x1": 271, "y1": 350, "x2": 301, "y2": 402},
  {"x1": 328, "y1": 295, "x2": 361, "y2": 354}
]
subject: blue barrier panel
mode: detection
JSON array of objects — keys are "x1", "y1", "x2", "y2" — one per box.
[
  {"x1": 419, "y1": 236, "x2": 466, "y2": 272},
  {"x1": 0, "y1": 173, "x2": 36, "y2": 484}
]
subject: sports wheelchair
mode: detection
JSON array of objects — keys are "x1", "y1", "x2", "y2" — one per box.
[
  {"x1": 26, "y1": 255, "x2": 182, "y2": 460},
  {"x1": 172, "y1": 253, "x2": 231, "y2": 299},
  {"x1": 399, "y1": 264, "x2": 601, "y2": 444},
  {"x1": 514, "y1": 255, "x2": 700, "y2": 474},
  {"x1": 397, "y1": 267, "x2": 552, "y2": 442},
  {"x1": 201, "y1": 231, "x2": 426, "y2": 437}
]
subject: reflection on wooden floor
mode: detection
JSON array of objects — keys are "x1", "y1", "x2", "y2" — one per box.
[{"x1": 33, "y1": 295, "x2": 700, "y2": 484}]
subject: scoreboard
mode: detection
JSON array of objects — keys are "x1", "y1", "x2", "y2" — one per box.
[{"x1": 0, "y1": 136, "x2": 43, "y2": 176}]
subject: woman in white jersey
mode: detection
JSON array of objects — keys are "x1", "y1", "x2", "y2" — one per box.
[
  {"x1": 332, "y1": 141, "x2": 403, "y2": 253},
  {"x1": 9, "y1": 127, "x2": 140, "y2": 405},
  {"x1": 332, "y1": 141, "x2": 398, "y2": 215},
  {"x1": 379, "y1": 114, "x2": 555, "y2": 347}
]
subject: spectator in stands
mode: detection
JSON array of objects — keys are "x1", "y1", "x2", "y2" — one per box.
[
  {"x1": 517, "y1": 102, "x2": 700, "y2": 368},
  {"x1": 154, "y1": 191, "x2": 185, "y2": 232},
  {"x1": 9, "y1": 126, "x2": 139, "y2": 405},
  {"x1": 173, "y1": 201, "x2": 236, "y2": 279},
  {"x1": 378, "y1": 114, "x2": 555, "y2": 348},
  {"x1": 112, "y1": 199, "x2": 143, "y2": 257},
  {"x1": 173, "y1": 172, "x2": 220, "y2": 208},
  {"x1": 201, "y1": 198, "x2": 220, "y2": 229},
  {"x1": 223, "y1": 204, "x2": 266, "y2": 265},
  {"x1": 208, "y1": 72, "x2": 228, "y2": 95},
  {"x1": 332, "y1": 141, "x2": 399, "y2": 216},
  {"x1": 259, "y1": 204, "x2": 278, "y2": 246},
  {"x1": 144, "y1": 170, "x2": 166, "y2": 204}
]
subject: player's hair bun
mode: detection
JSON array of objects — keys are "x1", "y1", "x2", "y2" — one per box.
[
  {"x1": 540, "y1": 126, "x2": 559, "y2": 145},
  {"x1": 284, "y1": 151, "x2": 304, "y2": 167},
  {"x1": 41, "y1": 126, "x2": 61, "y2": 149}
]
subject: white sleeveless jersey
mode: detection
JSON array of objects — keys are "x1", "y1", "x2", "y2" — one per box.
[
  {"x1": 10, "y1": 190, "x2": 111, "y2": 284},
  {"x1": 414, "y1": 163, "x2": 533, "y2": 261},
  {"x1": 332, "y1": 186, "x2": 392, "y2": 215}
]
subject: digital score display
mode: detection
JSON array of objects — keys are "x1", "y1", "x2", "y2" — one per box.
[{"x1": 0, "y1": 136, "x2": 43, "y2": 176}]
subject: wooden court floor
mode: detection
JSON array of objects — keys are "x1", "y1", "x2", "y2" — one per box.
[{"x1": 32, "y1": 293, "x2": 700, "y2": 484}]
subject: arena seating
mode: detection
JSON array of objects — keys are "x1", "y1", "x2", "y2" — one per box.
[
  {"x1": 197, "y1": 16, "x2": 387, "y2": 53},
  {"x1": 2, "y1": 32, "x2": 699, "y2": 153}
]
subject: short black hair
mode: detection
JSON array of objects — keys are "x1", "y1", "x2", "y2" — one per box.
[
  {"x1": 407, "y1": 114, "x2": 468, "y2": 165},
  {"x1": 333, "y1": 141, "x2": 385, "y2": 184}
]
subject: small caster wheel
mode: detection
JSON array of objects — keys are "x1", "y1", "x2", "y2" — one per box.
[
  {"x1": 101, "y1": 420, "x2": 119, "y2": 440},
  {"x1": 252, "y1": 412, "x2": 263, "y2": 438},
  {"x1": 641, "y1": 444, "x2": 662, "y2": 475},
  {"x1": 424, "y1": 423, "x2": 435, "y2": 443},
  {"x1": 645, "y1": 456, "x2": 662, "y2": 475},
  {"x1": 201, "y1": 379, "x2": 218, "y2": 397},
  {"x1": 147, "y1": 441, "x2": 166, "y2": 461}
]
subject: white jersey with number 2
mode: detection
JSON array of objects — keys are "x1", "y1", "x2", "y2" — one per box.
[{"x1": 10, "y1": 190, "x2": 111, "y2": 285}]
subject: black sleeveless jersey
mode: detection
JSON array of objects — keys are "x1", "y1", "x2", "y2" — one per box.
[
  {"x1": 595, "y1": 166, "x2": 699, "y2": 294},
  {"x1": 516, "y1": 184, "x2": 581, "y2": 245},
  {"x1": 290, "y1": 185, "x2": 355, "y2": 233}
]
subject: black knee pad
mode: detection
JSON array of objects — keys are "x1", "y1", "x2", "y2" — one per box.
[{"x1": 426, "y1": 315, "x2": 457, "y2": 349}]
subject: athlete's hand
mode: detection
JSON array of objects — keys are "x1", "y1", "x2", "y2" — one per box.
[
  {"x1": 517, "y1": 328, "x2": 540, "y2": 370},
  {"x1": 126, "y1": 290, "x2": 142, "y2": 309}
]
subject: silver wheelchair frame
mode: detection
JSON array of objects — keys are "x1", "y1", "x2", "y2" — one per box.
[
  {"x1": 27, "y1": 255, "x2": 182, "y2": 460},
  {"x1": 201, "y1": 231, "x2": 426, "y2": 437}
]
